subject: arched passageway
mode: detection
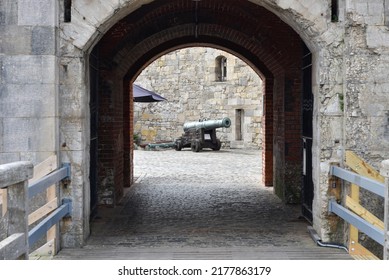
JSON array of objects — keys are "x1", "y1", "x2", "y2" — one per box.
[
  {"x1": 58, "y1": 0, "x2": 348, "y2": 248},
  {"x1": 89, "y1": 0, "x2": 310, "y2": 218}
]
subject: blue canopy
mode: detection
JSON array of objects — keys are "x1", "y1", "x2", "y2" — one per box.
[{"x1": 133, "y1": 84, "x2": 166, "y2": 102}]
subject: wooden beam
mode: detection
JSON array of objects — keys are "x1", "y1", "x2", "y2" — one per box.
[
  {"x1": 345, "y1": 151, "x2": 384, "y2": 183},
  {"x1": 346, "y1": 196, "x2": 384, "y2": 230},
  {"x1": 349, "y1": 183, "x2": 360, "y2": 250},
  {"x1": 28, "y1": 198, "x2": 58, "y2": 225},
  {"x1": 1, "y1": 189, "x2": 6, "y2": 217},
  {"x1": 46, "y1": 185, "x2": 58, "y2": 254},
  {"x1": 29, "y1": 154, "x2": 57, "y2": 185},
  {"x1": 349, "y1": 240, "x2": 379, "y2": 259},
  {"x1": 29, "y1": 239, "x2": 55, "y2": 259}
]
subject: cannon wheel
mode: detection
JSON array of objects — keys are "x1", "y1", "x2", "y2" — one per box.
[
  {"x1": 212, "y1": 139, "x2": 221, "y2": 151},
  {"x1": 175, "y1": 141, "x2": 182, "y2": 151},
  {"x1": 191, "y1": 140, "x2": 201, "y2": 152}
]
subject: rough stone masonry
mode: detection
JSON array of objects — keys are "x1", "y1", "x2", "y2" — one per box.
[{"x1": 134, "y1": 47, "x2": 263, "y2": 149}]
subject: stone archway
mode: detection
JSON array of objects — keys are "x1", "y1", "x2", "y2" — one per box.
[{"x1": 59, "y1": 0, "x2": 344, "y2": 247}]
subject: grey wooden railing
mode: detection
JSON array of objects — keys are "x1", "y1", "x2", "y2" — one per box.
[
  {"x1": 0, "y1": 161, "x2": 71, "y2": 260},
  {"x1": 328, "y1": 159, "x2": 389, "y2": 260}
]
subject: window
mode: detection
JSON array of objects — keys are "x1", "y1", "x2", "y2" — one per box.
[
  {"x1": 331, "y1": 0, "x2": 338, "y2": 22},
  {"x1": 215, "y1": 56, "x2": 227, "y2": 81},
  {"x1": 64, "y1": 0, "x2": 72, "y2": 22}
]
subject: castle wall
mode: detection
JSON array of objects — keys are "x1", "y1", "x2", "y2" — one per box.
[{"x1": 134, "y1": 47, "x2": 263, "y2": 150}]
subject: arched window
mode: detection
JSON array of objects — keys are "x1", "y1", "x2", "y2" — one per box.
[{"x1": 215, "y1": 56, "x2": 227, "y2": 81}]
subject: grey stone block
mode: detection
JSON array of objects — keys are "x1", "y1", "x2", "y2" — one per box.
[
  {"x1": 0, "y1": 84, "x2": 56, "y2": 118},
  {"x1": 59, "y1": 85, "x2": 85, "y2": 118},
  {"x1": 18, "y1": 0, "x2": 56, "y2": 26},
  {"x1": 0, "y1": 153, "x2": 20, "y2": 165},
  {"x1": 0, "y1": 0, "x2": 18, "y2": 25},
  {"x1": 60, "y1": 118, "x2": 84, "y2": 151},
  {"x1": 2, "y1": 55, "x2": 57, "y2": 84},
  {"x1": 2, "y1": 117, "x2": 56, "y2": 152},
  {"x1": 32, "y1": 26, "x2": 55, "y2": 55},
  {"x1": 0, "y1": 26, "x2": 32, "y2": 55}
]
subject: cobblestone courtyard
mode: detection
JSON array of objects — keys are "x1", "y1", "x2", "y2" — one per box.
[{"x1": 89, "y1": 149, "x2": 312, "y2": 247}]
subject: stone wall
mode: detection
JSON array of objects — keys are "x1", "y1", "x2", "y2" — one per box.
[
  {"x1": 134, "y1": 47, "x2": 263, "y2": 150},
  {"x1": 0, "y1": 0, "x2": 59, "y2": 165}
]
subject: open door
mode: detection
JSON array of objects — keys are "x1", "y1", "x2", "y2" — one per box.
[{"x1": 301, "y1": 45, "x2": 314, "y2": 222}]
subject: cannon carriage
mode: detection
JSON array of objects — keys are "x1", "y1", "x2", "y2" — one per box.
[{"x1": 174, "y1": 117, "x2": 231, "y2": 152}]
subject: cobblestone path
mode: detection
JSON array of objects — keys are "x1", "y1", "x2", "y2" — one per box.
[{"x1": 89, "y1": 149, "x2": 312, "y2": 247}]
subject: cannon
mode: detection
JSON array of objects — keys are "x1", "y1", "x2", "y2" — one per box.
[{"x1": 174, "y1": 117, "x2": 231, "y2": 152}]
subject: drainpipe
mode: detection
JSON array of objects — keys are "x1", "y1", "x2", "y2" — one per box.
[{"x1": 307, "y1": 226, "x2": 348, "y2": 252}]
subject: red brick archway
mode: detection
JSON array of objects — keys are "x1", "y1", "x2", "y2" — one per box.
[{"x1": 91, "y1": 0, "x2": 306, "y2": 206}]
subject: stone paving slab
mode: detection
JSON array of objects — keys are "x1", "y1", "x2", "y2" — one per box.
[{"x1": 56, "y1": 149, "x2": 351, "y2": 260}]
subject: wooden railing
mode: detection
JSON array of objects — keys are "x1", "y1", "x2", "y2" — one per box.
[
  {"x1": 328, "y1": 151, "x2": 389, "y2": 260},
  {"x1": 0, "y1": 155, "x2": 71, "y2": 260}
]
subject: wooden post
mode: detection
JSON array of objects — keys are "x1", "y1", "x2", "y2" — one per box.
[
  {"x1": 0, "y1": 161, "x2": 33, "y2": 259},
  {"x1": 1, "y1": 189, "x2": 7, "y2": 216},
  {"x1": 6, "y1": 180, "x2": 29, "y2": 259},
  {"x1": 381, "y1": 160, "x2": 389, "y2": 260}
]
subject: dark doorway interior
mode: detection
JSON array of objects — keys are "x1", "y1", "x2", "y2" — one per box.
[
  {"x1": 301, "y1": 45, "x2": 314, "y2": 222},
  {"x1": 89, "y1": 47, "x2": 99, "y2": 217}
]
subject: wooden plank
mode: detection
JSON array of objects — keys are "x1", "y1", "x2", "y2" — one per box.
[
  {"x1": 345, "y1": 196, "x2": 384, "y2": 230},
  {"x1": 345, "y1": 151, "x2": 384, "y2": 183},
  {"x1": 349, "y1": 183, "x2": 359, "y2": 250},
  {"x1": 1, "y1": 189, "x2": 6, "y2": 217},
  {"x1": 28, "y1": 198, "x2": 58, "y2": 225},
  {"x1": 349, "y1": 241, "x2": 379, "y2": 259},
  {"x1": 29, "y1": 154, "x2": 57, "y2": 184},
  {"x1": 29, "y1": 239, "x2": 55, "y2": 259},
  {"x1": 46, "y1": 185, "x2": 58, "y2": 254},
  {"x1": 352, "y1": 255, "x2": 380, "y2": 260}
]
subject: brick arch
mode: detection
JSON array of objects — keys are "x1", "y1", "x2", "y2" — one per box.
[
  {"x1": 57, "y1": 0, "x2": 340, "y2": 247},
  {"x1": 91, "y1": 0, "x2": 308, "y2": 207}
]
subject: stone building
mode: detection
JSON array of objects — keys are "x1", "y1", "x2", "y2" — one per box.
[
  {"x1": 0, "y1": 0, "x2": 389, "y2": 254},
  {"x1": 134, "y1": 47, "x2": 263, "y2": 149}
]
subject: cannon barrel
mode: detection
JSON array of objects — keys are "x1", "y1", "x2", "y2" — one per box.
[{"x1": 183, "y1": 117, "x2": 231, "y2": 132}]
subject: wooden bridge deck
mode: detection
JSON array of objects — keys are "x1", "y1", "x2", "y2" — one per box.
[{"x1": 55, "y1": 245, "x2": 352, "y2": 260}]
